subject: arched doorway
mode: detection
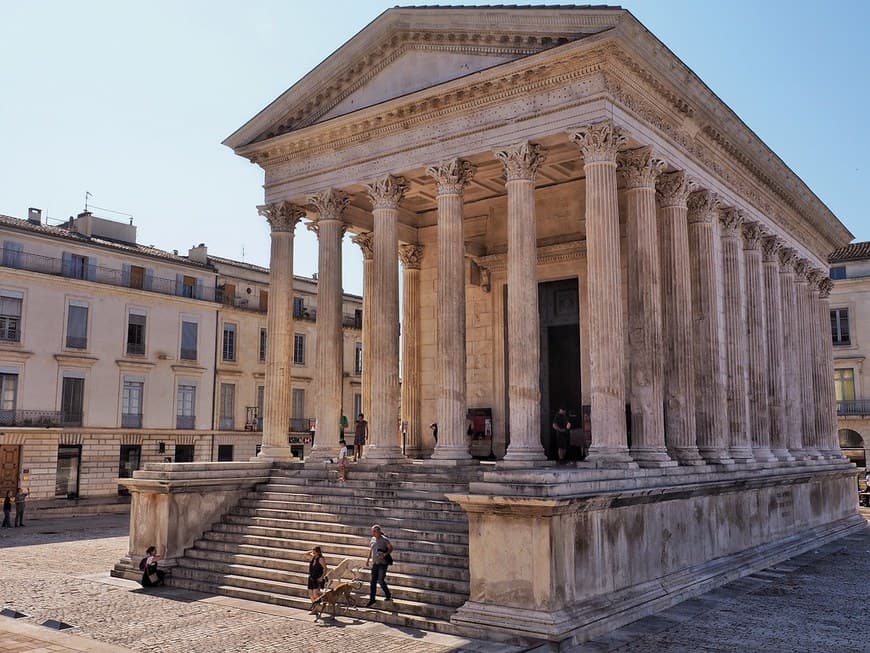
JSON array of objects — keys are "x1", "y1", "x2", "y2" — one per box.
[{"x1": 838, "y1": 428, "x2": 865, "y2": 467}]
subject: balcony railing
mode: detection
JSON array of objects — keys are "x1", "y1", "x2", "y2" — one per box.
[
  {"x1": 126, "y1": 342, "x2": 145, "y2": 356},
  {"x1": 65, "y1": 336, "x2": 88, "y2": 349},
  {"x1": 121, "y1": 413, "x2": 143, "y2": 428},
  {"x1": 0, "y1": 409, "x2": 63, "y2": 427},
  {"x1": 175, "y1": 415, "x2": 195, "y2": 429},
  {"x1": 290, "y1": 417, "x2": 314, "y2": 433},
  {"x1": 838, "y1": 400, "x2": 870, "y2": 416},
  {"x1": 61, "y1": 411, "x2": 83, "y2": 427},
  {"x1": 179, "y1": 348, "x2": 198, "y2": 361}
]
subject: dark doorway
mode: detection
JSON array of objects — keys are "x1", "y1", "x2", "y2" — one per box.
[
  {"x1": 175, "y1": 444, "x2": 195, "y2": 463},
  {"x1": 118, "y1": 444, "x2": 141, "y2": 496}
]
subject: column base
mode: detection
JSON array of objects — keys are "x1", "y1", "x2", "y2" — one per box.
[
  {"x1": 500, "y1": 445, "x2": 549, "y2": 467},
  {"x1": 821, "y1": 449, "x2": 846, "y2": 460},
  {"x1": 771, "y1": 448, "x2": 795, "y2": 463},
  {"x1": 255, "y1": 446, "x2": 297, "y2": 462},
  {"x1": 788, "y1": 448, "x2": 810, "y2": 461},
  {"x1": 430, "y1": 445, "x2": 474, "y2": 463},
  {"x1": 751, "y1": 447, "x2": 778, "y2": 463},
  {"x1": 582, "y1": 446, "x2": 638, "y2": 469},
  {"x1": 728, "y1": 446, "x2": 755, "y2": 464},
  {"x1": 630, "y1": 447, "x2": 677, "y2": 468},
  {"x1": 305, "y1": 446, "x2": 340, "y2": 462},
  {"x1": 428, "y1": 457, "x2": 480, "y2": 467},
  {"x1": 363, "y1": 445, "x2": 408, "y2": 463},
  {"x1": 801, "y1": 448, "x2": 826, "y2": 461},
  {"x1": 697, "y1": 448, "x2": 735, "y2": 465},
  {"x1": 668, "y1": 446, "x2": 707, "y2": 466}
]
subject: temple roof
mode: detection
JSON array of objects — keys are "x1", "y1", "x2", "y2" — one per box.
[{"x1": 829, "y1": 241, "x2": 870, "y2": 263}]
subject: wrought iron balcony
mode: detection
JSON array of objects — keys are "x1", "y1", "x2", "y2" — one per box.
[
  {"x1": 0, "y1": 409, "x2": 63, "y2": 427},
  {"x1": 838, "y1": 400, "x2": 870, "y2": 416},
  {"x1": 60, "y1": 411, "x2": 83, "y2": 427},
  {"x1": 175, "y1": 415, "x2": 196, "y2": 429},
  {"x1": 121, "y1": 413, "x2": 143, "y2": 428},
  {"x1": 126, "y1": 342, "x2": 146, "y2": 356},
  {"x1": 179, "y1": 348, "x2": 198, "y2": 361}
]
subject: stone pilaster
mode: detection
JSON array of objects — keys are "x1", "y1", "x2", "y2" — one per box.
[
  {"x1": 742, "y1": 221, "x2": 776, "y2": 463},
  {"x1": 617, "y1": 147, "x2": 674, "y2": 467},
  {"x1": 256, "y1": 201, "x2": 305, "y2": 460},
  {"x1": 399, "y1": 243, "x2": 424, "y2": 458},
  {"x1": 718, "y1": 208, "x2": 754, "y2": 463},
  {"x1": 352, "y1": 232, "x2": 374, "y2": 423},
  {"x1": 365, "y1": 175, "x2": 407, "y2": 462},
  {"x1": 778, "y1": 248, "x2": 806, "y2": 460},
  {"x1": 307, "y1": 189, "x2": 349, "y2": 461},
  {"x1": 493, "y1": 142, "x2": 549, "y2": 465},
  {"x1": 761, "y1": 236, "x2": 793, "y2": 462},
  {"x1": 794, "y1": 259, "x2": 822, "y2": 460},
  {"x1": 817, "y1": 277, "x2": 845, "y2": 458},
  {"x1": 656, "y1": 172, "x2": 704, "y2": 465},
  {"x1": 570, "y1": 122, "x2": 635, "y2": 467},
  {"x1": 686, "y1": 190, "x2": 734, "y2": 465},
  {"x1": 428, "y1": 158, "x2": 476, "y2": 463}
]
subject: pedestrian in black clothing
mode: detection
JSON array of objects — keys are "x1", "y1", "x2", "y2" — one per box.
[{"x1": 2, "y1": 491, "x2": 11, "y2": 527}]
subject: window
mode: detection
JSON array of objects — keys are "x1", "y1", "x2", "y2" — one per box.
[
  {"x1": 66, "y1": 303, "x2": 88, "y2": 349},
  {"x1": 354, "y1": 342, "x2": 363, "y2": 375},
  {"x1": 354, "y1": 308, "x2": 362, "y2": 329},
  {"x1": 176, "y1": 383, "x2": 196, "y2": 429},
  {"x1": 830, "y1": 266, "x2": 846, "y2": 280},
  {"x1": 259, "y1": 290, "x2": 269, "y2": 311},
  {"x1": 830, "y1": 308, "x2": 850, "y2": 345},
  {"x1": 259, "y1": 328, "x2": 267, "y2": 362},
  {"x1": 181, "y1": 320, "x2": 198, "y2": 360},
  {"x1": 291, "y1": 388, "x2": 305, "y2": 431},
  {"x1": 2, "y1": 241, "x2": 23, "y2": 268},
  {"x1": 62, "y1": 252, "x2": 90, "y2": 280},
  {"x1": 293, "y1": 334, "x2": 305, "y2": 364},
  {"x1": 217, "y1": 444, "x2": 234, "y2": 462},
  {"x1": 222, "y1": 323, "x2": 237, "y2": 361},
  {"x1": 129, "y1": 265, "x2": 145, "y2": 289},
  {"x1": 175, "y1": 444, "x2": 195, "y2": 462},
  {"x1": 122, "y1": 379, "x2": 144, "y2": 428},
  {"x1": 256, "y1": 385, "x2": 265, "y2": 431},
  {"x1": 0, "y1": 373, "x2": 18, "y2": 425},
  {"x1": 222, "y1": 283, "x2": 236, "y2": 305},
  {"x1": 61, "y1": 377, "x2": 84, "y2": 426},
  {"x1": 0, "y1": 293, "x2": 22, "y2": 342},
  {"x1": 127, "y1": 312, "x2": 146, "y2": 355},
  {"x1": 55, "y1": 445, "x2": 81, "y2": 498},
  {"x1": 293, "y1": 296, "x2": 305, "y2": 318},
  {"x1": 180, "y1": 275, "x2": 197, "y2": 298},
  {"x1": 219, "y1": 383, "x2": 235, "y2": 430},
  {"x1": 118, "y1": 445, "x2": 141, "y2": 479},
  {"x1": 834, "y1": 368, "x2": 856, "y2": 402},
  {"x1": 353, "y1": 393, "x2": 362, "y2": 422}
]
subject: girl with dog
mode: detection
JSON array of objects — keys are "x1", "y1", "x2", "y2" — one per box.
[{"x1": 307, "y1": 546, "x2": 328, "y2": 610}]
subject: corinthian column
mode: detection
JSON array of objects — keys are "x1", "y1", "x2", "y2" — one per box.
[
  {"x1": 493, "y1": 142, "x2": 548, "y2": 465},
  {"x1": 617, "y1": 147, "x2": 674, "y2": 467},
  {"x1": 352, "y1": 232, "x2": 374, "y2": 422},
  {"x1": 778, "y1": 248, "x2": 806, "y2": 460},
  {"x1": 307, "y1": 189, "x2": 349, "y2": 461},
  {"x1": 718, "y1": 208, "x2": 754, "y2": 463},
  {"x1": 817, "y1": 277, "x2": 844, "y2": 458},
  {"x1": 656, "y1": 172, "x2": 704, "y2": 465},
  {"x1": 761, "y1": 236, "x2": 793, "y2": 461},
  {"x1": 399, "y1": 244, "x2": 424, "y2": 458},
  {"x1": 794, "y1": 259, "x2": 822, "y2": 460},
  {"x1": 570, "y1": 122, "x2": 634, "y2": 467},
  {"x1": 742, "y1": 221, "x2": 776, "y2": 463},
  {"x1": 428, "y1": 158, "x2": 476, "y2": 463},
  {"x1": 365, "y1": 175, "x2": 407, "y2": 462},
  {"x1": 686, "y1": 190, "x2": 734, "y2": 465},
  {"x1": 257, "y1": 201, "x2": 305, "y2": 460}
]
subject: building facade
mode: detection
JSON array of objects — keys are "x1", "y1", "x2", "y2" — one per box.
[
  {"x1": 0, "y1": 209, "x2": 362, "y2": 502},
  {"x1": 830, "y1": 242, "x2": 870, "y2": 468}
]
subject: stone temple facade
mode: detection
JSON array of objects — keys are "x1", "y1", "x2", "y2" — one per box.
[{"x1": 124, "y1": 6, "x2": 862, "y2": 647}]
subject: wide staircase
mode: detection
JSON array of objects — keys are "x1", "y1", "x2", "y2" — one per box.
[{"x1": 168, "y1": 460, "x2": 484, "y2": 632}]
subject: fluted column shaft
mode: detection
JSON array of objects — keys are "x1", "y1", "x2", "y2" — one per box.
[
  {"x1": 794, "y1": 261, "x2": 822, "y2": 459},
  {"x1": 656, "y1": 172, "x2": 704, "y2": 465},
  {"x1": 817, "y1": 278, "x2": 843, "y2": 458},
  {"x1": 352, "y1": 233, "x2": 374, "y2": 422},
  {"x1": 618, "y1": 148, "x2": 673, "y2": 467},
  {"x1": 762, "y1": 237, "x2": 792, "y2": 461},
  {"x1": 494, "y1": 142, "x2": 547, "y2": 464},
  {"x1": 571, "y1": 122, "x2": 634, "y2": 466},
  {"x1": 399, "y1": 245, "x2": 423, "y2": 457},
  {"x1": 308, "y1": 190, "x2": 348, "y2": 460},
  {"x1": 429, "y1": 159, "x2": 475, "y2": 462},
  {"x1": 257, "y1": 202, "x2": 304, "y2": 460},
  {"x1": 687, "y1": 190, "x2": 733, "y2": 464},
  {"x1": 743, "y1": 222, "x2": 775, "y2": 462},
  {"x1": 778, "y1": 250, "x2": 805, "y2": 459},
  {"x1": 718, "y1": 210, "x2": 754, "y2": 463},
  {"x1": 365, "y1": 176, "x2": 407, "y2": 461}
]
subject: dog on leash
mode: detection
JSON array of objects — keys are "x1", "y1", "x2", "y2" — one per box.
[{"x1": 311, "y1": 580, "x2": 357, "y2": 618}]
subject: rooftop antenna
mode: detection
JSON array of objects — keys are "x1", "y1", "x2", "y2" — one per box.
[
  {"x1": 84, "y1": 191, "x2": 93, "y2": 212},
  {"x1": 241, "y1": 245, "x2": 246, "y2": 261}
]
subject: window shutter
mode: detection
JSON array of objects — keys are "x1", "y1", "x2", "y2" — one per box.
[
  {"x1": 62, "y1": 251, "x2": 72, "y2": 277},
  {"x1": 121, "y1": 263, "x2": 131, "y2": 286},
  {"x1": 194, "y1": 278, "x2": 203, "y2": 300},
  {"x1": 87, "y1": 256, "x2": 97, "y2": 281},
  {"x1": 175, "y1": 273, "x2": 183, "y2": 296},
  {"x1": 144, "y1": 268, "x2": 154, "y2": 290},
  {"x1": 2, "y1": 241, "x2": 23, "y2": 268}
]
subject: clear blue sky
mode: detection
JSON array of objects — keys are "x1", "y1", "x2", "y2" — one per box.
[{"x1": 2, "y1": 1, "x2": 867, "y2": 295}]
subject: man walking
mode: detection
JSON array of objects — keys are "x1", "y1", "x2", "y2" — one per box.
[
  {"x1": 14, "y1": 487, "x2": 29, "y2": 527},
  {"x1": 365, "y1": 524, "x2": 393, "y2": 607}
]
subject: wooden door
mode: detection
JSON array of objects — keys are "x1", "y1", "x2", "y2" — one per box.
[{"x1": 0, "y1": 445, "x2": 20, "y2": 495}]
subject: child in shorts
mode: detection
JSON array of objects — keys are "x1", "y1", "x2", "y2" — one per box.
[{"x1": 338, "y1": 438, "x2": 348, "y2": 482}]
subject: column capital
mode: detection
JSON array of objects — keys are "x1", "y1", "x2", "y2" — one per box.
[
  {"x1": 718, "y1": 207, "x2": 745, "y2": 237},
  {"x1": 494, "y1": 141, "x2": 546, "y2": 181},
  {"x1": 778, "y1": 247, "x2": 798, "y2": 270},
  {"x1": 741, "y1": 220, "x2": 765, "y2": 250},
  {"x1": 656, "y1": 171, "x2": 697, "y2": 208},
  {"x1": 806, "y1": 267, "x2": 824, "y2": 287},
  {"x1": 686, "y1": 189, "x2": 720, "y2": 224},
  {"x1": 257, "y1": 201, "x2": 306, "y2": 232},
  {"x1": 761, "y1": 236, "x2": 782, "y2": 263},
  {"x1": 398, "y1": 243, "x2": 424, "y2": 270},
  {"x1": 794, "y1": 258, "x2": 812, "y2": 280},
  {"x1": 352, "y1": 231, "x2": 374, "y2": 260},
  {"x1": 306, "y1": 220, "x2": 319, "y2": 238},
  {"x1": 427, "y1": 158, "x2": 476, "y2": 195},
  {"x1": 617, "y1": 146, "x2": 666, "y2": 190},
  {"x1": 818, "y1": 277, "x2": 834, "y2": 298},
  {"x1": 366, "y1": 174, "x2": 408, "y2": 210},
  {"x1": 569, "y1": 120, "x2": 627, "y2": 164},
  {"x1": 308, "y1": 188, "x2": 350, "y2": 220}
]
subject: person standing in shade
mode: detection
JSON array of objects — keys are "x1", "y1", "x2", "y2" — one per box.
[
  {"x1": 353, "y1": 413, "x2": 368, "y2": 462},
  {"x1": 13, "y1": 487, "x2": 28, "y2": 527},
  {"x1": 2, "y1": 491, "x2": 11, "y2": 528},
  {"x1": 552, "y1": 408, "x2": 571, "y2": 463},
  {"x1": 365, "y1": 524, "x2": 393, "y2": 607}
]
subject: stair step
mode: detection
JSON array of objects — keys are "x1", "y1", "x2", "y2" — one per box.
[
  {"x1": 226, "y1": 512, "x2": 467, "y2": 537},
  {"x1": 243, "y1": 492, "x2": 466, "y2": 513},
  {"x1": 224, "y1": 512, "x2": 469, "y2": 540}
]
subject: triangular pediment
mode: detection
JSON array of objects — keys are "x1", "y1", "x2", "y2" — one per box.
[{"x1": 225, "y1": 6, "x2": 625, "y2": 150}]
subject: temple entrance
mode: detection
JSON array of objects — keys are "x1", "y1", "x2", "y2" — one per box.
[{"x1": 538, "y1": 278, "x2": 582, "y2": 460}]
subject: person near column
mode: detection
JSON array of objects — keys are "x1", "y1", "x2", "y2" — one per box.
[
  {"x1": 139, "y1": 545, "x2": 166, "y2": 587},
  {"x1": 552, "y1": 408, "x2": 572, "y2": 463},
  {"x1": 353, "y1": 413, "x2": 368, "y2": 462},
  {"x1": 2, "y1": 491, "x2": 11, "y2": 527},
  {"x1": 14, "y1": 486, "x2": 28, "y2": 527},
  {"x1": 365, "y1": 524, "x2": 393, "y2": 607}
]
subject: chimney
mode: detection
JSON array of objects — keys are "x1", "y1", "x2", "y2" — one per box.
[
  {"x1": 188, "y1": 243, "x2": 208, "y2": 264},
  {"x1": 27, "y1": 207, "x2": 42, "y2": 225}
]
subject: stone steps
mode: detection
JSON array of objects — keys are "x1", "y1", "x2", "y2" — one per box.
[{"x1": 245, "y1": 491, "x2": 466, "y2": 515}]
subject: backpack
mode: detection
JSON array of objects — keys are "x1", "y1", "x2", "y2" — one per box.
[{"x1": 139, "y1": 556, "x2": 148, "y2": 571}]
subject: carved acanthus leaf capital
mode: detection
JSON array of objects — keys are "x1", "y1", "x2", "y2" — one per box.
[
  {"x1": 569, "y1": 120, "x2": 627, "y2": 165},
  {"x1": 793, "y1": 258, "x2": 811, "y2": 280},
  {"x1": 398, "y1": 244, "x2": 424, "y2": 270},
  {"x1": 308, "y1": 189, "x2": 350, "y2": 221},
  {"x1": 494, "y1": 141, "x2": 546, "y2": 182},
  {"x1": 818, "y1": 277, "x2": 834, "y2": 298},
  {"x1": 366, "y1": 175, "x2": 408, "y2": 210},
  {"x1": 778, "y1": 247, "x2": 798, "y2": 271},
  {"x1": 426, "y1": 158, "x2": 476, "y2": 195},
  {"x1": 257, "y1": 201, "x2": 306, "y2": 233},
  {"x1": 761, "y1": 236, "x2": 782, "y2": 263},
  {"x1": 806, "y1": 267, "x2": 824, "y2": 287},
  {"x1": 352, "y1": 232, "x2": 374, "y2": 260},
  {"x1": 617, "y1": 146, "x2": 666, "y2": 189},
  {"x1": 686, "y1": 190, "x2": 720, "y2": 224},
  {"x1": 306, "y1": 220, "x2": 319, "y2": 238},
  {"x1": 718, "y1": 207, "x2": 744, "y2": 237},
  {"x1": 656, "y1": 171, "x2": 697, "y2": 208},
  {"x1": 741, "y1": 221, "x2": 765, "y2": 251}
]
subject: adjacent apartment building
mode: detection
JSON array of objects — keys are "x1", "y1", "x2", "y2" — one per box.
[
  {"x1": 830, "y1": 241, "x2": 870, "y2": 467},
  {"x1": 0, "y1": 209, "x2": 363, "y2": 503}
]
